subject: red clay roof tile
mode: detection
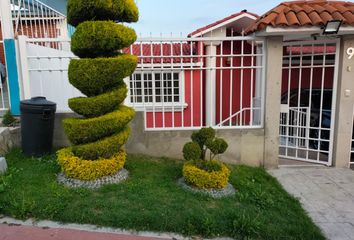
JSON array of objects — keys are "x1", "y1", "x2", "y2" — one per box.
[
  {"x1": 246, "y1": 1, "x2": 354, "y2": 34},
  {"x1": 297, "y1": 11, "x2": 313, "y2": 25},
  {"x1": 343, "y1": 11, "x2": 354, "y2": 23},
  {"x1": 286, "y1": 11, "x2": 301, "y2": 25},
  {"x1": 276, "y1": 12, "x2": 289, "y2": 25},
  {"x1": 320, "y1": 11, "x2": 334, "y2": 22}
]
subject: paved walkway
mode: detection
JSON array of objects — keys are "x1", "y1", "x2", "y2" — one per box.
[
  {"x1": 269, "y1": 166, "x2": 354, "y2": 240},
  {"x1": 0, "y1": 224, "x2": 169, "y2": 240}
]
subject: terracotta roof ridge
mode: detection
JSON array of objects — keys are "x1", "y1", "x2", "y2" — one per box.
[{"x1": 245, "y1": 0, "x2": 354, "y2": 34}]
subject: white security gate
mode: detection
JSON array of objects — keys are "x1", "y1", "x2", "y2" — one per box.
[{"x1": 279, "y1": 40, "x2": 339, "y2": 166}]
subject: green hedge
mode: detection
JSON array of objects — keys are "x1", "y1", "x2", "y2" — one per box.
[
  {"x1": 71, "y1": 21, "x2": 137, "y2": 58},
  {"x1": 69, "y1": 55, "x2": 137, "y2": 97},
  {"x1": 72, "y1": 126, "x2": 131, "y2": 160},
  {"x1": 69, "y1": 87, "x2": 127, "y2": 118},
  {"x1": 64, "y1": 105, "x2": 135, "y2": 145},
  {"x1": 67, "y1": 0, "x2": 139, "y2": 27}
]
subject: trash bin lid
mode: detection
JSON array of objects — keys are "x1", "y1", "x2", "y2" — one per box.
[{"x1": 20, "y1": 97, "x2": 56, "y2": 114}]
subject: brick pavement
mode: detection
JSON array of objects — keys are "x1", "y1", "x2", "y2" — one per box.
[{"x1": 269, "y1": 166, "x2": 354, "y2": 240}]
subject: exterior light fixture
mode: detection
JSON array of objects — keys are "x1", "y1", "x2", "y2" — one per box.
[{"x1": 323, "y1": 20, "x2": 342, "y2": 35}]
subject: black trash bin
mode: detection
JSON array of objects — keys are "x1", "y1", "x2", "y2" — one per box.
[{"x1": 20, "y1": 97, "x2": 57, "y2": 157}]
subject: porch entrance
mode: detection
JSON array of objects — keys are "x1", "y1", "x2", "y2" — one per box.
[{"x1": 279, "y1": 40, "x2": 339, "y2": 166}]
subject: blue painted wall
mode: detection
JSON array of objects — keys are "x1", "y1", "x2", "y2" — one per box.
[{"x1": 4, "y1": 40, "x2": 21, "y2": 115}]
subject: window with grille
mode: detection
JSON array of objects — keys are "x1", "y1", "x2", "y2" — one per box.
[{"x1": 129, "y1": 72, "x2": 182, "y2": 105}]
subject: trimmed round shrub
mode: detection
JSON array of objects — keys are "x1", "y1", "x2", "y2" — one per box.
[
  {"x1": 206, "y1": 138, "x2": 228, "y2": 155},
  {"x1": 72, "y1": 127, "x2": 131, "y2": 160},
  {"x1": 69, "y1": 55, "x2": 137, "y2": 97},
  {"x1": 63, "y1": 105, "x2": 135, "y2": 145},
  {"x1": 67, "y1": 0, "x2": 139, "y2": 27},
  {"x1": 69, "y1": 87, "x2": 127, "y2": 118},
  {"x1": 71, "y1": 21, "x2": 137, "y2": 58},
  {"x1": 183, "y1": 142, "x2": 202, "y2": 161},
  {"x1": 191, "y1": 127, "x2": 216, "y2": 150},
  {"x1": 183, "y1": 160, "x2": 231, "y2": 189},
  {"x1": 57, "y1": 148, "x2": 126, "y2": 180}
]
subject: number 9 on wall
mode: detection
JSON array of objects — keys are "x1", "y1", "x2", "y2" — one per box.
[{"x1": 347, "y1": 47, "x2": 354, "y2": 60}]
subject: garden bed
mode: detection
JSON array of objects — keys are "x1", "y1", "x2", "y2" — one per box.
[{"x1": 0, "y1": 149, "x2": 324, "y2": 239}]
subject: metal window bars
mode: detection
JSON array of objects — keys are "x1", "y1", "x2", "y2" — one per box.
[{"x1": 124, "y1": 36, "x2": 265, "y2": 130}]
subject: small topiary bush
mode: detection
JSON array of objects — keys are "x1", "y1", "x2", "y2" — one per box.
[
  {"x1": 184, "y1": 127, "x2": 228, "y2": 161},
  {"x1": 183, "y1": 142, "x2": 201, "y2": 161},
  {"x1": 183, "y1": 160, "x2": 230, "y2": 189},
  {"x1": 57, "y1": 0, "x2": 139, "y2": 181},
  {"x1": 182, "y1": 127, "x2": 231, "y2": 189}
]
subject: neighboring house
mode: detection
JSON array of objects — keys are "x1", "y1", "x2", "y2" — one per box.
[{"x1": 0, "y1": 0, "x2": 67, "y2": 65}]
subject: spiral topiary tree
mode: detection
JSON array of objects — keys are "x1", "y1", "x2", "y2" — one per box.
[{"x1": 57, "y1": 0, "x2": 139, "y2": 181}]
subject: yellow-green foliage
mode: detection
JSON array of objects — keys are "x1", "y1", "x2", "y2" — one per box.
[
  {"x1": 67, "y1": 0, "x2": 139, "y2": 27},
  {"x1": 58, "y1": 0, "x2": 138, "y2": 181},
  {"x1": 64, "y1": 105, "x2": 135, "y2": 145},
  {"x1": 183, "y1": 161, "x2": 231, "y2": 189},
  {"x1": 68, "y1": 55, "x2": 137, "y2": 97},
  {"x1": 72, "y1": 127, "x2": 131, "y2": 160},
  {"x1": 69, "y1": 87, "x2": 127, "y2": 118},
  {"x1": 71, "y1": 21, "x2": 137, "y2": 58},
  {"x1": 57, "y1": 148, "x2": 126, "y2": 180}
]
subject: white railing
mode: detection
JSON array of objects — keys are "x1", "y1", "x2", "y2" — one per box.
[
  {"x1": 11, "y1": 0, "x2": 67, "y2": 40},
  {"x1": 279, "y1": 106, "x2": 311, "y2": 149},
  {"x1": 125, "y1": 36, "x2": 265, "y2": 130},
  {"x1": 18, "y1": 36, "x2": 266, "y2": 130}
]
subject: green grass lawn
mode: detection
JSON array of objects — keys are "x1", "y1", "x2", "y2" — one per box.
[{"x1": 0, "y1": 149, "x2": 324, "y2": 239}]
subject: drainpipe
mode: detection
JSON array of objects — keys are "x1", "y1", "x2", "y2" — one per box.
[{"x1": 0, "y1": 0, "x2": 21, "y2": 115}]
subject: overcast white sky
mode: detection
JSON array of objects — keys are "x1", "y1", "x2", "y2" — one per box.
[{"x1": 129, "y1": 0, "x2": 284, "y2": 36}]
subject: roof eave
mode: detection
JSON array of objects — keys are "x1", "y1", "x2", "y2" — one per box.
[
  {"x1": 189, "y1": 12, "x2": 258, "y2": 38},
  {"x1": 253, "y1": 25, "x2": 354, "y2": 37}
]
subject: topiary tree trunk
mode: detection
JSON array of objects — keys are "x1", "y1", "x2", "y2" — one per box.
[{"x1": 57, "y1": 0, "x2": 139, "y2": 181}]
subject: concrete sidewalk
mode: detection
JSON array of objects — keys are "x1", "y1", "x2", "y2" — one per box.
[
  {"x1": 269, "y1": 166, "x2": 354, "y2": 240},
  {"x1": 0, "y1": 224, "x2": 169, "y2": 240}
]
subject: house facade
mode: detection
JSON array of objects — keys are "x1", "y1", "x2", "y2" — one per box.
[{"x1": 1, "y1": 0, "x2": 354, "y2": 169}]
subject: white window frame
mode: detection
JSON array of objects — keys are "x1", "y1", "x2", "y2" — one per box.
[{"x1": 125, "y1": 70, "x2": 187, "y2": 112}]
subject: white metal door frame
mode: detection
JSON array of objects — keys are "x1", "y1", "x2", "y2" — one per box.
[
  {"x1": 0, "y1": 30, "x2": 11, "y2": 112},
  {"x1": 279, "y1": 38, "x2": 340, "y2": 166}
]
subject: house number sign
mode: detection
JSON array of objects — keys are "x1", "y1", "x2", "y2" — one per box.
[{"x1": 347, "y1": 47, "x2": 354, "y2": 60}]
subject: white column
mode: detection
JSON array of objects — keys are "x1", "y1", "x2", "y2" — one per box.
[
  {"x1": 254, "y1": 45, "x2": 263, "y2": 124},
  {"x1": 0, "y1": 0, "x2": 14, "y2": 39},
  {"x1": 205, "y1": 44, "x2": 217, "y2": 126}
]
